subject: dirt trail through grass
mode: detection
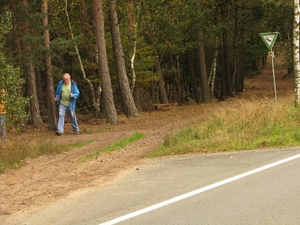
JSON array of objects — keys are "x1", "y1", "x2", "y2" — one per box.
[{"x1": 0, "y1": 56, "x2": 293, "y2": 223}]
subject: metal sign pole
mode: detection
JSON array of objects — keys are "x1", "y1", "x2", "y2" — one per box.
[
  {"x1": 270, "y1": 50, "x2": 277, "y2": 102},
  {"x1": 259, "y1": 32, "x2": 279, "y2": 102}
]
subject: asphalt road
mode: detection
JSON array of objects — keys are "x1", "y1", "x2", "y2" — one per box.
[{"x1": 5, "y1": 147, "x2": 300, "y2": 225}]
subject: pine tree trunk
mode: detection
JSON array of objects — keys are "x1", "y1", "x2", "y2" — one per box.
[
  {"x1": 65, "y1": 0, "x2": 101, "y2": 118},
  {"x1": 220, "y1": 46, "x2": 227, "y2": 99},
  {"x1": 155, "y1": 55, "x2": 169, "y2": 104},
  {"x1": 79, "y1": 0, "x2": 101, "y2": 117},
  {"x1": 26, "y1": 62, "x2": 43, "y2": 127},
  {"x1": 133, "y1": 84, "x2": 142, "y2": 111},
  {"x1": 222, "y1": 29, "x2": 233, "y2": 97},
  {"x1": 148, "y1": 33, "x2": 168, "y2": 104},
  {"x1": 34, "y1": 68, "x2": 45, "y2": 116},
  {"x1": 41, "y1": 0, "x2": 57, "y2": 130},
  {"x1": 22, "y1": 0, "x2": 42, "y2": 128},
  {"x1": 197, "y1": 1, "x2": 210, "y2": 103},
  {"x1": 234, "y1": 3, "x2": 243, "y2": 94},
  {"x1": 79, "y1": 0, "x2": 95, "y2": 72},
  {"x1": 108, "y1": 0, "x2": 139, "y2": 118},
  {"x1": 93, "y1": 0, "x2": 118, "y2": 124},
  {"x1": 186, "y1": 50, "x2": 200, "y2": 104}
]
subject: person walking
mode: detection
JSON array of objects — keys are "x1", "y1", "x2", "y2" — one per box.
[
  {"x1": 54, "y1": 73, "x2": 80, "y2": 135},
  {"x1": 0, "y1": 89, "x2": 6, "y2": 141}
]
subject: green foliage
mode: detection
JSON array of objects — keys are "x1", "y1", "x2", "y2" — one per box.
[
  {"x1": 0, "y1": 0, "x2": 296, "y2": 118},
  {"x1": 0, "y1": 8, "x2": 12, "y2": 50},
  {"x1": 0, "y1": 52, "x2": 29, "y2": 130},
  {"x1": 261, "y1": 0, "x2": 293, "y2": 38}
]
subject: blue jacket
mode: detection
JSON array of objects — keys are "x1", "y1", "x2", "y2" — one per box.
[{"x1": 55, "y1": 79, "x2": 80, "y2": 111}]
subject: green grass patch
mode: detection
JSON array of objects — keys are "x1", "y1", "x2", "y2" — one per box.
[
  {"x1": 145, "y1": 101, "x2": 300, "y2": 158},
  {"x1": 79, "y1": 132, "x2": 145, "y2": 162},
  {"x1": 0, "y1": 139, "x2": 94, "y2": 173}
]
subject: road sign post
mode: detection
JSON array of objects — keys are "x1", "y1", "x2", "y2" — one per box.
[{"x1": 259, "y1": 32, "x2": 279, "y2": 102}]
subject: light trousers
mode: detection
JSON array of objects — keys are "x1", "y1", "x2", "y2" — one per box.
[{"x1": 57, "y1": 104, "x2": 79, "y2": 133}]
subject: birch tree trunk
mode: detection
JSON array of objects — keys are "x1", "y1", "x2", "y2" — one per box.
[
  {"x1": 93, "y1": 0, "x2": 118, "y2": 124},
  {"x1": 128, "y1": 0, "x2": 143, "y2": 109},
  {"x1": 208, "y1": 36, "x2": 219, "y2": 99},
  {"x1": 294, "y1": 0, "x2": 300, "y2": 105},
  {"x1": 108, "y1": 0, "x2": 139, "y2": 118},
  {"x1": 128, "y1": 0, "x2": 137, "y2": 91},
  {"x1": 41, "y1": 0, "x2": 57, "y2": 130}
]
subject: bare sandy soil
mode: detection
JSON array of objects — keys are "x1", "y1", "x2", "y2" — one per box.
[{"x1": 0, "y1": 57, "x2": 294, "y2": 223}]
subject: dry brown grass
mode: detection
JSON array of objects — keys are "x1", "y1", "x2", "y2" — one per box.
[{"x1": 146, "y1": 93, "x2": 300, "y2": 157}]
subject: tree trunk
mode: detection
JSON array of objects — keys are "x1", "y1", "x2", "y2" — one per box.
[
  {"x1": 197, "y1": 1, "x2": 210, "y2": 103},
  {"x1": 128, "y1": 0, "x2": 137, "y2": 92},
  {"x1": 93, "y1": 0, "x2": 118, "y2": 124},
  {"x1": 108, "y1": 0, "x2": 139, "y2": 118},
  {"x1": 234, "y1": 7, "x2": 243, "y2": 93},
  {"x1": 22, "y1": 0, "x2": 42, "y2": 128},
  {"x1": 294, "y1": 0, "x2": 300, "y2": 105},
  {"x1": 148, "y1": 32, "x2": 168, "y2": 104},
  {"x1": 186, "y1": 50, "x2": 200, "y2": 104},
  {"x1": 41, "y1": 0, "x2": 57, "y2": 130},
  {"x1": 220, "y1": 46, "x2": 227, "y2": 99},
  {"x1": 219, "y1": 0, "x2": 233, "y2": 98},
  {"x1": 208, "y1": 36, "x2": 219, "y2": 99},
  {"x1": 133, "y1": 84, "x2": 142, "y2": 111},
  {"x1": 79, "y1": 0, "x2": 95, "y2": 73},
  {"x1": 79, "y1": 0, "x2": 101, "y2": 115},
  {"x1": 26, "y1": 62, "x2": 43, "y2": 127},
  {"x1": 222, "y1": 29, "x2": 233, "y2": 97},
  {"x1": 34, "y1": 68, "x2": 45, "y2": 116},
  {"x1": 65, "y1": 0, "x2": 101, "y2": 118},
  {"x1": 155, "y1": 55, "x2": 169, "y2": 104}
]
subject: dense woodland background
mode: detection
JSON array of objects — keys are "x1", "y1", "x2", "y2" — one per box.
[{"x1": 0, "y1": 0, "x2": 294, "y2": 131}]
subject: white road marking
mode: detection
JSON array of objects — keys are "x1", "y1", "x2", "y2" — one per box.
[{"x1": 100, "y1": 153, "x2": 300, "y2": 225}]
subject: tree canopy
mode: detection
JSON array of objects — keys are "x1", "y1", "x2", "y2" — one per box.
[{"x1": 0, "y1": 0, "x2": 295, "y2": 130}]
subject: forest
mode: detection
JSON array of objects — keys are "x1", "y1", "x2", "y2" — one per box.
[{"x1": 0, "y1": 0, "x2": 294, "y2": 131}]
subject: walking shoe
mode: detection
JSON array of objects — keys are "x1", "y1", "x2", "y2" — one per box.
[
  {"x1": 74, "y1": 131, "x2": 80, "y2": 135},
  {"x1": 56, "y1": 130, "x2": 62, "y2": 136}
]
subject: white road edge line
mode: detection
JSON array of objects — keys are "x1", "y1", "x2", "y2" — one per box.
[{"x1": 99, "y1": 153, "x2": 300, "y2": 225}]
